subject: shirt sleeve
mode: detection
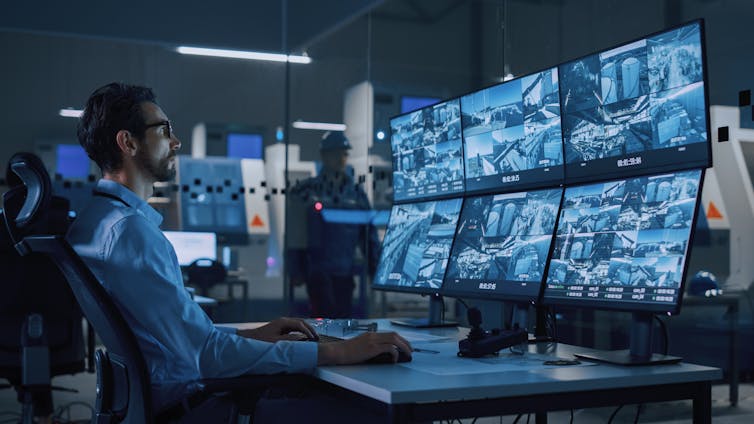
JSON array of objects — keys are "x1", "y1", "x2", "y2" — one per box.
[{"x1": 102, "y1": 215, "x2": 318, "y2": 379}]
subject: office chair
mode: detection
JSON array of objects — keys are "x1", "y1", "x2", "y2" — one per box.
[
  {"x1": 0, "y1": 152, "x2": 91, "y2": 423},
  {"x1": 2, "y1": 153, "x2": 309, "y2": 423}
]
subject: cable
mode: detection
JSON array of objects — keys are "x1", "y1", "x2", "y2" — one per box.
[
  {"x1": 653, "y1": 315, "x2": 669, "y2": 355},
  {"x1": 607, "y1": 405, "x2": 624, "y2": 424},
  {"x1": 634, "y1": 404, "x2": 642, "y2": 423},
  {"x1": 512, "y1": 414, "x2": 523, "y2": 424},
  {"x1": 570, "y1": 409, "x2": 573, "y2": 424},
  {"x1": 526, "y1": 413, "x2": 530, "y2": 423}
]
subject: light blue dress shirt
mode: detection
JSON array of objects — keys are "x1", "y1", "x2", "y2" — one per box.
[{"x1": 66, "y1": 179, "x2": 317, "y2": 411}]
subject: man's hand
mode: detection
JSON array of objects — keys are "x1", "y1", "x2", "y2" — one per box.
[
  {"x1": 237, "y1": 317, "x2": 317, "y2": 342},
  {"x1": 317, "y1": 332, "x2": 412, "y2": 365}
]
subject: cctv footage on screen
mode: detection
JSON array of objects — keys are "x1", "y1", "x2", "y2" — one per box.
[
  {"x1": 390, "y1": 99, "x2": 465, "y2": 203},
  {"x1": 559, "y1": 22, "x2": 709, "y2": 183},
  {"x1": 374, "y1": 198, "x2": 462, "y2": 291},
  {"x1": 443, "y1": 188, "x2": 561, "y2": 300},
  {"x1": 545, "y1": 169, "x2": 702, "y2": 308},
  {"x1": 462, "y1": 68, "x2": 564, "y2": 193}
]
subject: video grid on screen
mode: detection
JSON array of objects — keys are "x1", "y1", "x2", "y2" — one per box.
[
  {"x1": 545, "y1": 169, "x2": 702, "y2": 311},
  {"x1": 559, "y1": 22, "x2": 708, "y2": 182},
  {"x1": 390, "y1": 99, "x2": 464, "y2": 202},
  {"x1": 462, "y1": 68, "x2": 564, "y2": 193},
  {"x1": 443, "y1": 188, "x2": 562, "y2": 300},
  {"x1": 374, "y1": 198, "x2": 463, "y2": 291}
]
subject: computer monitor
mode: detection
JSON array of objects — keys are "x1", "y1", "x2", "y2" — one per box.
[
  {"x1": 227, "y1": 133, "x2": 263, "y2": 159},
  {"x1": 55, "y1": 144, "x2": 91, "y2": 179},
  {"x1": 373, "y1": 197, "x2": 463, "y2": 327},
  {"x1": 443, "y1": 187, "x2": 562, "y2": 303},
  {"x1": 461, "y1": 67, "x2": 564, "y2": 194},
  {"x1": 543, "y1": 169, "x2": 704, "y2": 364},
  {"x1": 162, "y1": 231, "x2": 218, "y2": 267},
  {"x1": 389, "y1": 98, "x2": 465, "y2": 203},
  {"x1": 559, "y1": 20, "x2": 710, "y2": 184}
]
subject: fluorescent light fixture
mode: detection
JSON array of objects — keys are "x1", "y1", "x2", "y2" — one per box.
[
  {"x1": 291, "y1": 121, "x2": 347, "y2": 131},
  {"x1": 176, "y1": 46, "x2": 311, "y2": 64},
  {"x1": 59, "y1": 108, "x2": 83, "y2": 118}
]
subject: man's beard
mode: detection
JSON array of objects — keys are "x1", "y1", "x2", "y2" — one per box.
[{"x1": 138, "y1": 151, "x2": 176, "y2": 182}]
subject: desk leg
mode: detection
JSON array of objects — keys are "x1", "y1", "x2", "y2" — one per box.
[
  {"x1": 729, "y1": 301, "x2": 739, "y2": 406},
  {"x1": 692, "y1": 381, "x2": 712, "y2": 424},
  {"x1": 387, "y1": 404, "x2": 408, "y2": 424}
]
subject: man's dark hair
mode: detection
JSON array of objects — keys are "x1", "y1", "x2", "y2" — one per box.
[{"x1": 77, "y1": 82, "x2": 156, "y2": 173}]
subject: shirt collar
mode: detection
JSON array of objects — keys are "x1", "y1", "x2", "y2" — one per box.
[{"x1": 93, "y1": 179, "x2": 164, "y2": 226}]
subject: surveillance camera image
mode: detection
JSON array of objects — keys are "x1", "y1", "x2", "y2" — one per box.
[
  {"x1": 545, "y1": 169, "x2": 702, "y2": 312},
  {"x1": 374, "y1": 198, "x2": 463, "y2": 291},
  {"x1": 443, "y1": 187, "x2": 562, "y2": 301},
  {"x1": 559, "y1": 21, "x2": 709, "y2": 183},
  {"x1": 461, "y1": 68, "x2": 564, "y2": 193},
  {"x1": 390, "y1": 99, "x2": 464, "y2": 203}
]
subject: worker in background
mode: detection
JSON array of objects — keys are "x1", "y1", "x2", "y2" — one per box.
[{"x1": 289, "y1": 131, "x2": 380, "y2": 318}]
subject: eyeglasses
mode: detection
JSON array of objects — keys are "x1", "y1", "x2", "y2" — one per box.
[{"x1": 143, "y1": 120, "x2": 173, "y2": 138}]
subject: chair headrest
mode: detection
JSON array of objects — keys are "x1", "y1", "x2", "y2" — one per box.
[{"x1": 3, "y1": 152, "x2": 52, "y2": 235}]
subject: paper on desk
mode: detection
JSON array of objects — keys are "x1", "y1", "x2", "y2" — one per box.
[{"x1": 402, "y1": 342, "x2": 596, "y2": 375}]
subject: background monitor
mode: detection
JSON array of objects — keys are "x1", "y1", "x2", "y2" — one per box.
[
  {"x1": 373, "y1": 197, "x2": 463, "y2": 294},
  {"x1": 390, "y1": 98, "x2": 465, "y2": 203},
  {"x1": 461, "y1": 67, "x2": 564, "y2": 194},
  {"x1": 559, "y1": 20, "x2": 710, "y2": 184},
  {"x1": 163, "y1": 231, "x2": 218, "y2": 266},
  {"x1": 227, "y1": 132, "x2": 263, "y2": 159},
  {"x1": 401, "y1": 95, "x2": 441, "y2": 114},
  {"x1": 544, "y1": 169, "x2": 703, "y2": 314},
  {"x1": 443, "y1": 187, "x2": 562, "y2": 303},
  {"x1": 55, "y1": 144, "x2": 90, "y2": 179}
]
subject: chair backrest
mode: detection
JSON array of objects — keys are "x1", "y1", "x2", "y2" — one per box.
[{"x1": 2, "y1": 154, "x2": 153, "y2": 423}]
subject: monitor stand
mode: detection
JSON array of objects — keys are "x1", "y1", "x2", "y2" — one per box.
[
  {"x1": 574, "y1": 312, "x2": 682, "y2": 366},
  {"x1": 390, "y1": 294, "x2": 458, "y2": 328}
]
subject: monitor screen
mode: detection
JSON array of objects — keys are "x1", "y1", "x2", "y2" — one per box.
[
  {"x1": 543, "y1": 169, "x2": 703, "y2": 314},
  {"x1": 461, "y1": 67, "x2": 564, "y2": 194},
  {"x1": 390, "y1": 99, "x2": 465, "y2": 203},
  {"x1": 401, "y1": 96, "x2": 441, "y2": 114},
  {"x1": 56, "y1": 144, "x2": 90, "y2": 179},
  {"x1": 443, "y1": 187, "x2": 562, "y2": 302},
  {"x1": 373, "y1": 198, "x2": 463, "y2": 294},
  {"x1": 227, "y1": 133, "x2": 263, "y2": 159},
  {"x1": 559, "y1": 20, "x2": 709, "y2": 184},
  {"x1": 163, "y1": 231, "x2": 218, "y2": 266}
]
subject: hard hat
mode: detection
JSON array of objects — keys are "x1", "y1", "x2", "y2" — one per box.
[{"x1": 320, "y1": 131, "x2": 352, "y2": 151}]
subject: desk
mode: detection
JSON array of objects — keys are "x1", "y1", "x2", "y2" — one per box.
[{"x1": 313, "y1": 320, "x2": 721, "y2": 424}]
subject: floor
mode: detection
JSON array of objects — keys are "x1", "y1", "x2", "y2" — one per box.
[{"x1": 2, "y1": 372, "x2": 753, "y2": 423}]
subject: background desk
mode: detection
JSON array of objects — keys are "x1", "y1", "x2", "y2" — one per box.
[{"x1": 313, "y1": 320, "x2": 721, "y2": 424}]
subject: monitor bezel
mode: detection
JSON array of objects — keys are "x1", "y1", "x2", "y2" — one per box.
[
  {"x1": 389, "y1": 97, "x2": 467, "y2": 205},
  {"x1": 457, "y1": 66, "x2": 567, "y2": 196},
  {"x1": 371, "y1": 198, "x2": 464, "y2": 296},
  {"x1": 440, "y1": 187, "x2": 565, "y2": 304},
  {"x1": 559, "y1": 19, "x2": 712, "y2": 186},
  {"x1": 542, "y1": 168, "x2": 706, "y2": 315}
]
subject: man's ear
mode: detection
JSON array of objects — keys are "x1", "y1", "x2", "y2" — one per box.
[{"x1": 115, "y1": 130, "x2": 138, "y2": 157}]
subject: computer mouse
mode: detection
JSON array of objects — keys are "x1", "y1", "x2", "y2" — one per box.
[{"x1": 365, "y1": 348, "x2": 412, "y2": 364}]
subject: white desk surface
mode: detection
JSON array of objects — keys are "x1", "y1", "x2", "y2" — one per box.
[{"x1": 313, "y1": 319, "x2": 722, "y2": 405}]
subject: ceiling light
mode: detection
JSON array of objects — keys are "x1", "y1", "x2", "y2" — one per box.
[
  {"x1": 291, "y1": 121, "x2": 346, "y2": 131},
  {"x1": 59, "y1": 109, "x2": 83, "y2": 118},
  {"x1": 176, "y1": 46, "x2": 311, "y2": 64}
]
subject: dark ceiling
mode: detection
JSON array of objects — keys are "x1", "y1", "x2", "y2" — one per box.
[{"x1": 0, "y1": 0, "x2": 384, "y2": 53}]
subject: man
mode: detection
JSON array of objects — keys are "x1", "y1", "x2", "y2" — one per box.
[
  {"x1": 289, "y1": 132, "x2": 380, "y2": 318},
  {"x1": 68, "y1": 82, "x2": 411, "y2": 420}
]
